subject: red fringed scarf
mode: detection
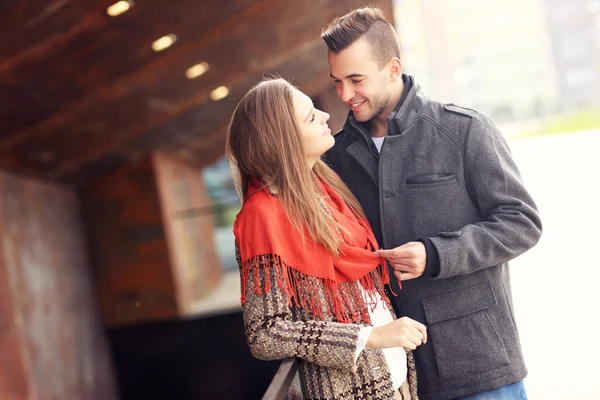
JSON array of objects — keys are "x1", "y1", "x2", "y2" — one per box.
[{"x1": 234, "y1": 178, "x2": 392, "y2": 324}]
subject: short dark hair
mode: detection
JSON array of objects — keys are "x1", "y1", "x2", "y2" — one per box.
[{"x1": 321, "y1": 7, "x2": 401, "y2": 68}]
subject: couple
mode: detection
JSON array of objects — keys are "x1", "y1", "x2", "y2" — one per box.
[{"x1": 228, "y1": 7, "x2": 541, "y2": 400}]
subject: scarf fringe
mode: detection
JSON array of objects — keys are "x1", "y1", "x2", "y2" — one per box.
[{"x1": 240, "y1": 254, "x2": 392, "y2": 324}]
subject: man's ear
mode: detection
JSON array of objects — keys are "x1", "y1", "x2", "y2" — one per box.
[{"x1": 389, "y1": 57, "x2": 402, "y2": 82}]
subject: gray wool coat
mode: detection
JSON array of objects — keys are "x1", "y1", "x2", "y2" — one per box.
[{"x1": 324, "y1": 75, "x2": 543, "y2": 400}]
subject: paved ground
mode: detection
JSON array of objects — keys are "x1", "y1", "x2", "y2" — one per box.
[{"x1": 507, "y1": 130, "x2": 600, "y2": 399}]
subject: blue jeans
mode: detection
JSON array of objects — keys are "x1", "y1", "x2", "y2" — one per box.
[{"x1": 454, "y1": 380, "x2": 528, "y2": 400}]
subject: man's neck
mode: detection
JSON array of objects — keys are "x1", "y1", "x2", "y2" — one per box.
[{"x1": 370, "y1": 79, "x2": 405, "y2": 138}]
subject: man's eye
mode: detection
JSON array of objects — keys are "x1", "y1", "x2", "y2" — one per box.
[
  {"x1": 310, "y1": 114, "x2": 315, "y2": 122},
  {"x1": 352, "y1": 79, "x2": 363, "y2": 84}
]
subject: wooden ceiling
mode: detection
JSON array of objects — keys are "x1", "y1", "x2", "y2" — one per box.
[{"x1": 1, "y1": 0, "x2": 391, "y2": 185}]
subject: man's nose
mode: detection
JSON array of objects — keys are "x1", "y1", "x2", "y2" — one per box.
[{"x1": 338, "y1": 84, "x2": 354, "y2": 103}]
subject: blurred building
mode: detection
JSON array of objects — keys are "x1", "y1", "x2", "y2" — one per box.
[
  {"x1": 543, "y1": 0, "x2": 600, "y2": 110},
  {"x1": 393, "y1": 0, "x2": 599, "y2": 122}
]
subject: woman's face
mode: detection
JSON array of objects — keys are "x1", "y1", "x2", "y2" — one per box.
[{"x1": 292, "y1": 89, "x2": 333, "y2": 168}]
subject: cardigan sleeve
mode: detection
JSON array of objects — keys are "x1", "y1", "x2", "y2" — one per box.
[{"x1": 237, "y1": 243, "x2": 364, "y2": 370}]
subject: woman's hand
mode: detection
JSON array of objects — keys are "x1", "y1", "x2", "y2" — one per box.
[{"x1": 366, "y1": 317, "x2": 427, "y2": 350}]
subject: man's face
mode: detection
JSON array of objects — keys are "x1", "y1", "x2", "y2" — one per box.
[{"x1": 328, "y1": 38, "x2": 391, "y2": 122}]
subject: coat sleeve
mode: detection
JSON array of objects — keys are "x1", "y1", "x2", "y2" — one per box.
[
  {"x1": 429, "y1": 113, "x2": 542, "y2": 279},
  {"x1": 237, "y1": 243, "x2": 363, "y2": 370}
]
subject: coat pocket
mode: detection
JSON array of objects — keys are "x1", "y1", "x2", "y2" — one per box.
[
  {"x1": 421, "y1": 282, "x2": 509, "y2": 381},
  {"x1": 406, "y1": 173, "x2": 456, "y2": 186},
  {"x1": 402, "y1": 173, "x2": 460, "y2": 237}
]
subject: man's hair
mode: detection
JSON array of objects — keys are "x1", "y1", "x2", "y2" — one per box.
[{"x1": 321, "y1": 7, "x2": 400, "y2": 68}]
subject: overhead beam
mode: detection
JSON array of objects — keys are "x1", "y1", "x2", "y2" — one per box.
[{"x1": 0, "y1": 0, "x2": 392, "y2": 184}]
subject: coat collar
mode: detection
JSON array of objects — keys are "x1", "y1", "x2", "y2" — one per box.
[
  {"x1": 343, "y1": 75, "x2": 428, "y2": 142},
  {"x1": 386, "y1": 75, "x2": 428, "y2": 136},
  {"x1": 341, "y1": 75, "x2": 428, "y2": 184}
]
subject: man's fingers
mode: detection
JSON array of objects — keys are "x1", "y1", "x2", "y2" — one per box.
[
  {"x1": 376, "y1": 248, "x2": 412, "y2": 259},
  {"x1": 395, "y1": 271, "x2": 419, "y2": 281},
  {"x1": 376, "y1": 249, "x2": 398, "y2": 258},
  {"x1": 377, "y1": 243, "x2": 422, "y2": 258},
  {"x1": 394, "y1": 270, "x2": 415, "y2": 280},
  {"x1": 390, "y1": 261, "x2": 417, "y2": 271}
]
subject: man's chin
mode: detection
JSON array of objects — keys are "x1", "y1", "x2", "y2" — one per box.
[
  {"x1": 354, "y1": 112, "x2": 371, "y2": 123},
  {"x1": 354, "y1": 115, "x2": 371, "y2": 123}
]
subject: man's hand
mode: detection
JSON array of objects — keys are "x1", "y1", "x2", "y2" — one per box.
[{"x1": 376, "y1": 242, "x2": 427, "y2": 281}]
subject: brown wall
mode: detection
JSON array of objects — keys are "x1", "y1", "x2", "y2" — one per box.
[
  {"x1": 81, "y1": 152, "x2": 222, "y2": 328},
  {"x1": 0, "y1": 171, "x2": 117, "y2": 400},
  {"x1": 80, "y1": 155, "x2": 178, "y2": 327}
]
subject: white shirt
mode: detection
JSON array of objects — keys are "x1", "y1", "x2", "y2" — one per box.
[
  {"x1": 354, "y1": 286, "x2": 407, "y2": 390},
  {"x1": 371, "y1": 136, "x2": 385, "y2": 153}
]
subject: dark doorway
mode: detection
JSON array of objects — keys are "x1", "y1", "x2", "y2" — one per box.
[{"x1": 107, "y1": 311, "x2": 279, "y2": 400}]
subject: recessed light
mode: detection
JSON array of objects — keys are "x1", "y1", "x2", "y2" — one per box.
[
  {"x1": 186, "y1": 62, "x2": 210, "y2": 79},
  {"x1": 107, "y1": 1, "x2": 133, "y2": 17},
  {"x1": 152, "y1": 34, "x2": 177, "y2": 52},
  {"x1": 210, "y1": 86, "x2": 229, "y2": 101}
]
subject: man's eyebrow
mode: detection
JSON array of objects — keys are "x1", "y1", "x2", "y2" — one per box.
[
  {"x1": 330, "y1": 73, "x2": 365, "y2": 80},
  {"x1": 303, "y1": 107, "x2": 314, "y2": 122}
]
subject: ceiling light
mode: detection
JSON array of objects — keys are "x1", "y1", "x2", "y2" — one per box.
[
  {"x1": 107, "y1": 1, "x2": 132, "y2": 17},
  {"x1": 152, "y1": 34, "x2": 177, "y2": 52},
  {"x1": 210, "y1": 86, "x2": 229, "y2": 101},
  {"x1": 186, "y1": 62, "x2": 209, "y2": 79}
]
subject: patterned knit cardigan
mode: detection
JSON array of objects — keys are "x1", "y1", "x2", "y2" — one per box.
[{"x1": 236, "y1": 244, "x2": 418, "y2": 399}]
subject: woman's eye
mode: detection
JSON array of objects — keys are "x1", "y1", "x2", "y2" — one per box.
[{"x1": 310, "y1": 114, "x2": 315, "y2": 123}]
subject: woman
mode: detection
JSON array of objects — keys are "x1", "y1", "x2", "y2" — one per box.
[{"x1": 226, "y1": 78, "x2": 426, "y2": 400}]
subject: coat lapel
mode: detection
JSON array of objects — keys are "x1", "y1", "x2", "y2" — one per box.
[{"x1": 346, "y1": 140, "x2": 378, "y2": 186}]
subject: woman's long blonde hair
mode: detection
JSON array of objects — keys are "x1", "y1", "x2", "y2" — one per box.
[{"x1": 225, "y1": 78, "x2": 365, "y2": 256}]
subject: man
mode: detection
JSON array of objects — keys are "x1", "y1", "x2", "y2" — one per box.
[{"x1": 321, "y1": 7, "x2": 542, "y2": 400}]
